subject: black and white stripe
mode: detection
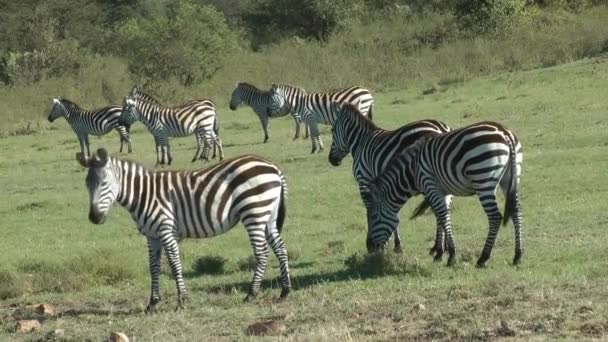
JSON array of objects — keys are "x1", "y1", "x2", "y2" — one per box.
[
  {"x1": 364, "y1": 121, "x2": 523, "y2": 268},
  {"x1": 48, "y1": 97, "x2": 132, "y2": 156},
  {"x1": 77, "y1": 149, "x2": 291, "y2": 311},
  {"x1": 121, "y1": 95, "x2": 224, "y2": 166},
  {"x1": 328, "y1": 102, "x2": 451, "y2": 253},
  {"x1": 269, "y1": 84, "x2": 374, "y2": 153},
  {"x1": 229, "y1": 82, "x2": 309, "y2": 143},
  {"x1": 128, "y1": 87, "x2": 222, "y2": 160}
]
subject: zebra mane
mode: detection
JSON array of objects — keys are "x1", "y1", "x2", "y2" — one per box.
[
  {"x1": 239, "y1": 82, "x2": 270, "y2": 95},
  {"x1": 131, "y1": 88, "x2": 162, "y2": 105},
  {"x1": 340, "y1": 103, "x2": 377, "y2": 130},
  {"x1": 56, "y1": 98, "x2": 82, "y2": 110},
  {"x1": 274, "y1": 84, "x2": 307, "y2": 94}
]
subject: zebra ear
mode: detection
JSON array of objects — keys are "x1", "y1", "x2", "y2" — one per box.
[
  {"x1": 271, "y1": 83, "x2": 278, "y2": 91},
  {"x1": 91, "y1": 148, "x2": 109, "y2": 168},
  {"x1": 53, "y1": 98, "x2": 61, "y2": 105}
]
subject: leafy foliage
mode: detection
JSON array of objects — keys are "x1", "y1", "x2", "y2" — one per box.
[
  {"x1": 243, "y1": 0, "x2": 365, "y2": 46},
  {"x1": 118, "y1": 0, "x2": 236, "y2": 87}
]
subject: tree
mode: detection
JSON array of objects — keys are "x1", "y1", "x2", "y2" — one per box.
[{"x1": 118, "y1": 0, "x2": 236, "y2": 87}]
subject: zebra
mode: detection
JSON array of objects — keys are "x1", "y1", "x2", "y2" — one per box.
[
  {"x1": 269, "y1": 84, "x2": 374, "y2": 154},
  {"x1": 47, "y1": 97, "x2": 132, "y2": 156},
  {"x1": 121, "y1": 95, "x2": 224, "y2": 166},
  {"x1": 229, "y1": 82, "x2": 309, "y2": 143},
  {"x1": 327, "y1": 102, "x2": 451, "y2": 253},
  {"x1": 362, "y1": 121, "x2": 523, "y2": 268},
  {"x1": 128, "y1": 86, "x2": 222, "y2": 160},
  {"x1": 76, "y1": 149, "x2": 291, "y2": 311}
]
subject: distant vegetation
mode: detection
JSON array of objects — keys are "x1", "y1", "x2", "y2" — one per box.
[{"x1": 1, "y1": 0, "x2": 607, "y2": 134}]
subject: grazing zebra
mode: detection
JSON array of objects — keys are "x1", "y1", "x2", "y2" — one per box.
[
  {"x1": 121, "y1": 95, "x2": 223, "y2": 166},
  {"x1": 229, "y1": 82, "x2": 309, "y2": 143},
  {"x1": 269, "y1": 84, "x2": 374, "y2": 154},
  {"x1": 328, "y1": 102, "x2": 451, "y2": 253},
  {"x1": 77, "y1": 149, "x2": 291, "y2": 311},
  {"x1": 47, "y1": 97, "x2": 132, "y2": 156},
  {"x1": 128, "y1": 87, "x2": 222, "y2": 160},
  {"x1": 363, "y1": 121, "x2": 523, "y2": 268}
]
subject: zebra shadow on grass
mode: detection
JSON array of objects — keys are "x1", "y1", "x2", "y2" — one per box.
[{"x1": 195, "y1": 255, "x2": 431, "y2": 296}]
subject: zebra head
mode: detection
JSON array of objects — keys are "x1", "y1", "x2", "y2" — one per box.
[
  {"x1": 229, "y1": 82, "x2": 245, "y2": 110},
  {"x1": 268, "y1": 83, "x2": 287, "y2": 115},
  {"x1": 328, "y1": 101, "x2": 353, "y2": 167},
  {"x1": 120, "y1": 96, "x2": 140, "y2": 126},
  {"x1": 48, "y1": 97, "x2": 67, "y2": 122},
  {"x1": 77, "y1": 148, "x2": 120, "y2": 225},
  {"x1": 361, "y1": 182, "x2": 400, "y2": 253}
]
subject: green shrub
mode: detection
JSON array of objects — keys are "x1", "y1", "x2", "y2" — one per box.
[
  {"x1": 118, "y1": 0, "x2": 237, "y2": 87},
  {"x1": 243, "y1": 0, "x2": 364, "y2": 46},
  {"x1": 455, "y1": 0, "x2": 535, "y2": 36}
]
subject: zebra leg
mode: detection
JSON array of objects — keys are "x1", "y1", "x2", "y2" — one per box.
[
  {"x1": 266, "y1": 224, "x2": 291, "y2": 300},
  {"x1": 476, "y1": 192, "x2": 503, "y2": 268},
  {"x1": 126, "y1": 125, "x2": 132, "y2": 153},
  {"x1": 427, "y1": 191, "x2": 457, "y2": 267},
  {"x1": 214, "y1": 136, "x2": 224, "y2": 161},
  {"x1": 154, "y1": 136, "x2": 162, "y2": 166},
  {"x1": 392, "y1": 228, "x2": 403, "y2": 253},
  {"x1": 308, "y1": 122, "x2": 321, "y2": 154},
  {"x1": 192, "y1": 134, "x2": 204, "y2": 162},
  {"x1": 244, "y1": 225, "x2": 269, "y2": 302},
  {"x1": 430, "y1": 196, "x2": 452, "y2": 260},
  {"x1": 145, "y1": 238, "x2": 162, "y2": 313},
  {"x1": 293, "y1": 116, "x2": 301, "y2": 140},
  {"x1": 261, "y1": 116, "x2": 270, "y2": 143},
  {"x1": 160, "y1": 232, "x2": 188, "y2": 310},
  {"x1": 77, "y1": 135, "x2": 87, "y2": 157},
  {"x1": 84, "y1": 134, "x2": 91, "y2": 157},
  {"x1": 166, "y1": 143, "x2": 173, "y2": 166},
  {"x1": 500, "y1": 172, "x2": 524, "y2": 266}
]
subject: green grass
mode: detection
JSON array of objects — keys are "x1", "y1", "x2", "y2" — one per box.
[{"x1": 1, "y1": 55, "x2": 608, "y2": 340}]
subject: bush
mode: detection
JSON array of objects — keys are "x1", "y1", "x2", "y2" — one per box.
[
  {"x1": 118, "y1": 0, "x2": 237, "y2": 87},
  {"x1": 243, "y1": 0, "x2": 364, "y2": 46},
  {"x1": 455, "y1": 0, "x2": 535, "y2": 36}
]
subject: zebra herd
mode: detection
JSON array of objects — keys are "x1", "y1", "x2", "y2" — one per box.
[{"x1": 47, "y1": 82, "x2": 523, "y2": 311}]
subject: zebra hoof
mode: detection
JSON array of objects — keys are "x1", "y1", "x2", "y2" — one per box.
[
  {"x1": 243, "y1": 293, "x2": 256, "y2": 303},
  {"x1": 513, "y1": 251, "x2": 522, "y2": 266},
  {"x1": 393, "y1": 245, "x2": 403, "y2": 254},
  {"x1": 433, "y1": 252, "x2": 443, "y2": 262},
  {"x1": 446, "y1": 255, "x2": 456, "y2": 267},
  {"x1": 279, "y1": 287, "x2": 290, "y2": 301}
]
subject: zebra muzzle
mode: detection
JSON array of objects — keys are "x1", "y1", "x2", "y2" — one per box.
[
  {"x1": 88, "y1": 208, "x2": 106, "y2": 224},
  {"x1": 328, "y1": 155, "x2": 342, "y2": 167}
]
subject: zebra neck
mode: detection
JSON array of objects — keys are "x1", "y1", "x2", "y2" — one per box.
[
  {"x1": 64, "y1": 108, "x2": 83, "y2": 121},
  {"x1": 115, "y1": 159, "x2": 154, "y2": 214},
  {"x1": 137, "y1": 104, "x2": 161, "y2": 125}
]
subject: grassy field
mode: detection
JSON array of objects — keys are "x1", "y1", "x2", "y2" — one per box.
[{"x1": 1, "y1": 55, "x2": 608, "y2": 341}]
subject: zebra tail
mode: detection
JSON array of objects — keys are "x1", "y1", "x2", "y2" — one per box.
[
  {"x1": 276, "y1": 174, "x2": 288, "y2": 234},
  {"x1": 410, "y1": 197, "x2": 431, "y2": 220},
  {"x1": 368, "y1": 103, "x2": 374, "y2": 121},
  {"x1": 502, "y1": 133, "x2": 518, "y2": 226}
]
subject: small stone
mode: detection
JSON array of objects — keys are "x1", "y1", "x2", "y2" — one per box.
[
  {"x1": 109, "y1": 332, "x2": 130, "y2": 342},
  {"x1": 15, "y1": 319, "x2": 41, "y2": 333},
  {"x1": 413, "y1": 303, "x2": 426, "y2": 311},
  {"x1": 45, "y1": 329, "x2": 65, "y2": 339},
  {"x1": 245, "y1": 320, "x2": 286, "y2": 336}
]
